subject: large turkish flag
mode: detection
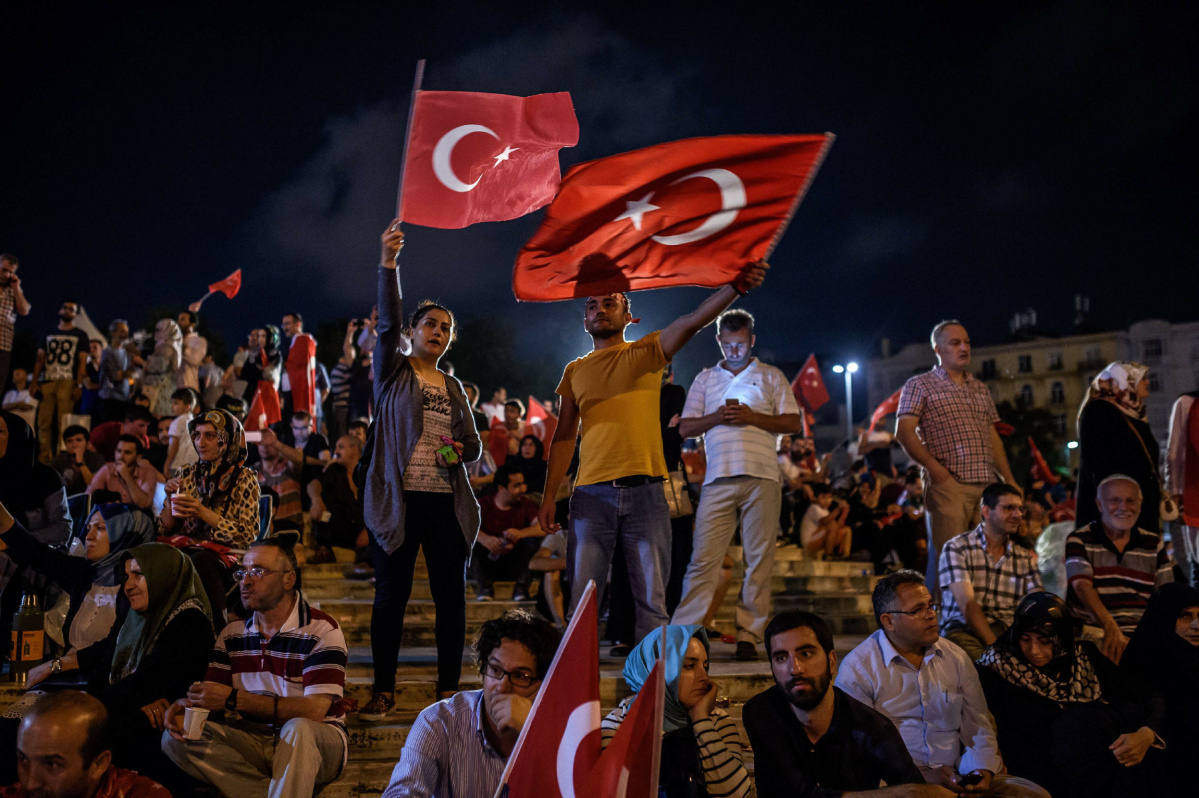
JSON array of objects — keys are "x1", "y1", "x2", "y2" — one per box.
[
  {"x1": 400, "y1": 91, "x2": 579, "y2": 229},
  {"x1": 513, "y1": 133, "x2": 833, "y2": 301}
]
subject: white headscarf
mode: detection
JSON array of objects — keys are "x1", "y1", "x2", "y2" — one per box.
[{"x1": 1077, "y1": 361, "x2": 1150, "y2": 430}]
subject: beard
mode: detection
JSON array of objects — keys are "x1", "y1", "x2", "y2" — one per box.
[{"x1": 783, "y1": 668, "x2": 832, "y2": 711}]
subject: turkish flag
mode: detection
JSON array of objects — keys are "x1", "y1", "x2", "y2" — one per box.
[
  {"x1": 527, "y1": 396, "x2": 557, "y2": 459},
  {"x1": 868, "y1": 388, "x2": 903, "y2": 433},
  {"x1": 1028, "y1": 436, "x2": 1060, "y2": 485},
  {"x1": 208, "y1": 269, "x2": 242, "y2": 300},
  {"x1": 498, "y1": 582, "x2": 603, "y2": 797},
  {"x1": 400, "y1": 91, "x2": 579, "y2": 229},
  {"x1": 791, "y1": 354, "x2": 830, "y2": 413},
  {"x1": 995, "y1": 421, "x2": 1016, "y2": 437},
  {"x1": 592, "y1": 644, "x2": 664, "y2": 798},
  {"x1": 488, "y1": 417, "x2": 511, "y2": 468},
  {"x1": 513, "y1": 133, "x2": 833, "y2": 301}
]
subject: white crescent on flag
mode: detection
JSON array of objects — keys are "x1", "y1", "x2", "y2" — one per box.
[
  {"x1": 612, "y1": 168, "x2": 747, "y2": 246},
  {"x1": 432, "y1": 124, "x2": 502, "y2": 193}
]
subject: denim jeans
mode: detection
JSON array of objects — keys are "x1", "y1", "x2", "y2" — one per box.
[{"x1": 568, "y1": 481, "x2": 671, "y2": 643}]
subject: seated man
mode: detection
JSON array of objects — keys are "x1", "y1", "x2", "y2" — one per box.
[
  {"x1": 85, "y1": 435, "x2": 156, "y2": 510},
  {"x1": 89, "y1": 406, "x2": 153, "y2": 463},
  {"x1": 938, "y1": 483, "x2": 1042, "y2": 660},
  {"x1": 1066, "y1": 473, "x2": 1174, "y2": 662},
  {"x1": 162, "y1": 540, "x2": 349, "y2": 797},
  {"x1": 799, "y1": 483, "x2": 851, "y2": 558},
  {"x1": 744, "y1": 610, "x2": 951, "y2": 797},
  {"x1": 837, "y1": 570, "x2": 1049, "y2": 797},
  {"x1": 529, "y1": 529, "x2": 569, "y2": 628},
  {"x1": 473, "y1": 465, "x2": 543, "y2": 602},
  {"x1": 7, "y1": 691, "x2": 168, "y2": 798},
  {"x1": 51, "y1": 424, "x2": 106, "y2": 496},
  {"x1": 383, "y1": 609, "x2": 561, "y2": 798},
  {"x1": 308, "y1": 434, "x2": 369, "y2": 568}
]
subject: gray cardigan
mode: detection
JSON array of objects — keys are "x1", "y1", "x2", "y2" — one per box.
[{"x1": 361, "y1": 264, "x2": 482, "y2": 554}]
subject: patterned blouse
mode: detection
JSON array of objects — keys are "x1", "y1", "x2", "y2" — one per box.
[
  {"x1": 403, "y1": 374, "x2": 454, "y2": 494},
  {"x1": 162, "y1": 465, "x2": 260, "y2": 549}
]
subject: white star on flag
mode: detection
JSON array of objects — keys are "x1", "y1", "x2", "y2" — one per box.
[
  {"x1": 613, "y1": 192, "x2": 661, "y2": 231},
  {"x1": 492, "y1": 146, "x2": 519, "y2": 167}
]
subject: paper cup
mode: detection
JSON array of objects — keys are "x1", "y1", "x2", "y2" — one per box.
[
  {"x1": 170, "y1": 495, "x2": 187, "y2": 517},
  {"x1": 183, "y1": 707, "x2": 210, "y2": 740}
]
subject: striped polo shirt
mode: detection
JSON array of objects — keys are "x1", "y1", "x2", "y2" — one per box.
[
  {"x1": 1065, "y1": 522, "x2": 1174, "y2": 632},
  {"x1": 206, "y1": 593, "x2": 349, "y2": 738},
  {"x1": 683, "y1": 358, "x2": 800, "y2": 485}
]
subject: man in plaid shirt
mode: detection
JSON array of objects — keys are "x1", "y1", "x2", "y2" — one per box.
[
  {"x1": 896, "y1": 320, "x2": 1017, "y2": 592},
  {"x1": 939, "y1": 483, "x2": 1041, "y2": 661}
]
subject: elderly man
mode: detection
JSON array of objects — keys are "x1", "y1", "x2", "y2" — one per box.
[
  {"x1": 383, "y1": 610, "x2": 562, "y2": 798},
  {"x1": 162, "y1": 540, "x2": 349, "y2": 798},
  {"x1": 1066, "y1": 474, "x2": 1174, "y2": 662},
  {"x1": 837, "y1": 571, "x2": 1049, "y2": 797}
]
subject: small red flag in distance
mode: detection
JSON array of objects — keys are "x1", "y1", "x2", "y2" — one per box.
[
  {"x1": 792, "y1": 354, "x2": 830, "y2": 413},
  {"x1": 868, "y1": 388, "x2": 903, "y2": 433},
  {"x1": 513, "y1": 133, "x2": 833, "y2": 301},
  {"x1": 400, "y1": 91, "x2": 579, "y2": 229},
  {"x1": 208, "y1": 269, "x2": 242, "y2": 300}
]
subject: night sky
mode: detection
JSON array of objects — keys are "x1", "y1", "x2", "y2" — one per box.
[{"x1": 4, "y1": 2, "x2": 1197, "y2": 406}]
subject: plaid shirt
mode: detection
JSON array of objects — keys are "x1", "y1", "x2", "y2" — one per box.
[
  {"x1": 939, "y1": 525, "x2": 1041, "y2": 633},
  {"x1": 1065, "y1": 522, "x2": 1174, "y2": 632},
  {"x1": 897, "y1": 366, "x2": 999, "y2": 484},
  {"x1": 0, "y1": 285, "x2": 15, "y2": 351}
]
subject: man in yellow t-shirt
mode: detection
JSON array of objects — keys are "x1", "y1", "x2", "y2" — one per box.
[{"x1": 537, "y1": 262, "x2": 769, "y2": 644}]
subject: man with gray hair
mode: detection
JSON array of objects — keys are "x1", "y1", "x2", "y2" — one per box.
[
  {"x1": 1065, "y1": 474, "x2": 1175, "y2": 662},
  {"x1": 895, "y1": 320, "x2": 1017, "y2": 593}
]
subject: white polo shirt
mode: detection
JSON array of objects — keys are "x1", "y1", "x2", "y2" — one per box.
[{"x1": 682, "y1": 357, "x2": 799, "y2": 485}]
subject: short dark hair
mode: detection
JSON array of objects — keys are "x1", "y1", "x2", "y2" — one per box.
[
  {"x1": 248, "y1": 538, "x2": 299, "y2": 572},
  {"x1": 0, "y1": 253, "x2": 17, "y2": 266},
  {"x1": 716, "y1": 308, "x2": 755, "y2": 335},
  {"x1": 291, "y1": 410, "x2": 311, "y2": 423},
  {"x1": 871, "y1": 569, "x2": 927, "y2": 625},
  {"x1": 764, "y1": 610, "x2": 834, "y2": 659},
  {"x1": 504, "y1": 398, "x2": 526, "y2": 416},
  {"x1": 123, "y1": 406, "x2": 154, "y2": 424},
  {"x1": 216, "y1": 395, "x2": 248, "y2": 417},
  {"x1": 284, "y1": 312, "x2": 302, "y2": 324},
  {"x1": 811, "y1": 483, "x2": 832, "y2": 497},
  {"x1": 115, "y1": 434, "x2": 143, "y2": 454},
  {"x1": 62, "y1": 425, "x2": 89, "y2": 442},
  {"x1": 171, "y1": 387, "x2": 198, "y2": 407},
  {"x1": 408, "y1": 301, "x2": 458, "y2": 346},
  {"x1": 493, "y1": 464, "x2": 522, "y2": 489},
  {"x1": 981, "y1": 482, "x2": 1023, "y2": 509},
  {"x1": 179, "y1": 309, "x2": 198, "y2": 326},
  {"x1": 25, "y1": 691, "x2": 109, "y2": 765},
  {"x1": 347, "y1": 419, "x2": 370, "y2": 435},
  {"x1": 474, "y1": 609, "x2": 562, "y2": 679}
]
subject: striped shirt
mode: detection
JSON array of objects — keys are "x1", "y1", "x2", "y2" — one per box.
[
  {"x1": 330, "y1": 362, "x2": 352, "y2": 408},
  {"x1": 1065, "y1": 522, "x2": 1174, "y2": 632},
  {"x1": 601, "y1": 697, "x2": 751, "y2": 798},
  {"x1": 939, "y1": 525, "x2": 1042, "y2": 632},
  {"x1": 897, "y1": 367, "x2": 999, "y2": 484},
  {"x1": 683, "y1": 358, "x2": 799, "y2": 486},
  {"x1": 383, "y1": 690, "x2": 507, "y2": 798}
]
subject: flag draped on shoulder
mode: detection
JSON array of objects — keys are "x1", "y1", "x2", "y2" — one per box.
[
  {"x1": 513, "y1": 133, "x2": 833, "y2": 301},
  {"x1": 400, "y1": 91, "x2": 579, "y2": 229}
]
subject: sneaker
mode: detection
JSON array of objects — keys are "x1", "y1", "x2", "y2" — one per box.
[
  {"x1": 511, "y1": 586, "x2": 530, "y2": 602},
  {"x1": 357, "y1": 692, "x2": 394, "y2": 723},
  {"x1": 735, "y1": 641, "x2": 758, "y2": 661},
  {"x1": 476, "y1": 587, "x2": 494, "y2": 601}
]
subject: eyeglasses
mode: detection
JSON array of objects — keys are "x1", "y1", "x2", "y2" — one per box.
[
  {"x1": 887, "y1": 603, "x2": 940, "y2": 618},
  {"x1": 233, "y1": 566, "x2": 291, "y2": 582},
  {"x1": 480, "y1": 661, "x2": 540, "y2": 688}
]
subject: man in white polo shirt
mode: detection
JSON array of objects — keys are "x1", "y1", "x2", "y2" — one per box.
[{"x1": 670, "y1": 309, "x2": 802, "y2": 660}]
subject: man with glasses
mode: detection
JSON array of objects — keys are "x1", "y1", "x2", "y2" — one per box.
[
  {"x1": 937, "y1": 483, "x2": 1042, "y2": 661},
  {"x1": 837, "y1": 571, "x2": 1049, "y2": 797},
  {"x1": 31, "y1": 299, "x2": 90, "y2": 462},
  {"x1": 383, "y1": 609, "x2": 561, "y2": 798},
  {"x1": 162, "y1": 540, "x2": 349, "y2": 798}
]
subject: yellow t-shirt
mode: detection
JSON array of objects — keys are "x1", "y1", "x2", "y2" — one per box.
[{"x1": 557, "y1": 331, "x2": 669, "y2": 486}]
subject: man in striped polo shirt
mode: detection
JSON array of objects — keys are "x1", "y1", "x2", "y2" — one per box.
[
  {"x1": 162, "y1": 539, "x2": 349, "y2": 798},
  {"x1": 671, "y1": 309, "x2": 802, "y2": 661},
  {"x1": 1066, "y1": 474, "x2": 1174, "y2": 663}
]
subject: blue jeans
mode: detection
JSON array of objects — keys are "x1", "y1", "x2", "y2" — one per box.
[{"x1": 568, "y1": 481, "x2": 671, "y2": 643}]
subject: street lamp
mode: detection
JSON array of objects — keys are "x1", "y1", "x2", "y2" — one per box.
[{"x1": 832, "y1": 362, "x2": 858, "y2": 443}]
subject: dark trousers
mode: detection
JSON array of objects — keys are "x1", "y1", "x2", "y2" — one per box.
[
  {"x1": 370, "y1": 491, "x2": 466, "y2": 694},
  {"x1": 0, "y1": 350, "x2": 11, "y2": 394},
  {"x1": 1051, "y1": 702, "x2": 1167, "y2": 798},
  {"x1": 472, "y1": 538, "x2": 541, "y2": 590}
]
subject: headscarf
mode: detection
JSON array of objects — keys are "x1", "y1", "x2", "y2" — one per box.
[
  {"x1": 185, "y1": 409, "x2": 248, "y2": 538},
  {"x1": 109, "y1": 542, "x2": 211, "y2": 682},
  {"x1": 153, "y1": 318, "x2": 183, "y2": 371},
  {"x1": 0, "y1": 411, "x2": 63, "y2": 525},
  {"x1": 977, "y1": 591, "x2": 1102, "y2": 703},
  {"x1": 84, "y1": 503, "x2": 158, "y2": 587},
  {"x1": 260, "y1": 324, "x2": 282, "y2": 367},
  {"x1": 511, "y1": 434, "x2": 548, "y2": 491},
  {"x1": 1123, "y1": 583, "x2": 1199, "y2": 690},
  {"x1": 623, "y1": 625, "x2": 710, "y2": 733},
  {"x1": 1077, "y1": 361, "x2": 1150, "y2": 430}
]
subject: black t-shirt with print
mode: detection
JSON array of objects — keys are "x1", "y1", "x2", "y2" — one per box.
[{"x1": 40, "y1": 328, "x2": 90, "y2": 383}]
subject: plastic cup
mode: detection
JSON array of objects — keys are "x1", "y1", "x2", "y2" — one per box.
[
  {"x1": 183, "y1": 707, "x2": 210, "y2": 740},
  {"x1": 170, "y1": 494, "x2": 187, "y2": 517}
]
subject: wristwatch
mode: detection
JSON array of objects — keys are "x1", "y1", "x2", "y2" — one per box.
[
  {"x1": 50, "y1": 658, "x2": 62, "y2": 675},
  {"x1": 225, "y1": 688, "x2": 239, "y2": 712}
]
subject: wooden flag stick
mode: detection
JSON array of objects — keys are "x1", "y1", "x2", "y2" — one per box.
[
  {"x1": 188, "y1": 291, "x2": 213, "y2": 314},
  {"x1": 394, "y1": 59, "x2": 427, "y2": 220}
]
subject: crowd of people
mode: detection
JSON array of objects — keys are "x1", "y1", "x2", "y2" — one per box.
[{"x1": 0, "y1": 231, "x2": 1197, "y2": 798}]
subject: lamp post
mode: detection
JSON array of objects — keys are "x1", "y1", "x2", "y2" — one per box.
[{"x1": 832, "y1": 362, "x2": 858, "y2": 444}]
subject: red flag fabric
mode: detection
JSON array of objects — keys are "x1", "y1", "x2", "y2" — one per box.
[
  {"x1": 1027, "y1": 436, "x2": 1060, "y2": 486},
  {"x1": 498, "y1": 582, "x2": 603, "y2": 797},
  {"x1": 208, "y1": 269, "x2": 242, "y2": 300},
  {"x1": 526, "y1": 395, "x2": 551, "y2": 424},
  {"x1": 868, "y1": 388, "x2": 903, "y2": 433},
  {"x1": 791, "y1": 354, "x2": 830, "y2": 413},
  {"x1": 527, "y1": 396, "x2": 557, "y2": 459},
  {"x1": 489, "y1": 417, "x2": 511, "y2": 468},
  {"x1": 400, "y1": 91, "x2": 579, "y2": 229},
  {"x1": 513, "y1": 134, "x2": 833, "y2": 301},
  {"x1": 593, "y1": 643, "x2": 664, "y2": 798},
  {"x1": 285, "y1": 333, "x2": 317, "y2": 424},
  {"x1": 995, "y1": 421, "x2": 1016, "y2": 437},
  {"x1": 1183, "y1": 399, "x2": 1199, "y2": 526}
]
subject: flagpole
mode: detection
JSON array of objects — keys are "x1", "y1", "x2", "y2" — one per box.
[
  {"x1": 188, "y1": 291, "x2": 213, "y2": 314},
  {"x1": 394, "y1": 59, "x2": 426, "y2": 220}
]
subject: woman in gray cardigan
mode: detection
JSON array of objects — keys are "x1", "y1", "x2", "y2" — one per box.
[{"x1": 357, "y1": 219, "x2": 482, "y2": 722}]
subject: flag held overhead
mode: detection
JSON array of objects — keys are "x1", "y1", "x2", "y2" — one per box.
[{"x1": 208, "y1": 269, "x2": 242, "y2": 300}]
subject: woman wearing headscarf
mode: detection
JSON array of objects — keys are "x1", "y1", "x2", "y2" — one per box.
[
  {"x1": 0, "y1": 502, "x2": 155, "y2": 686},
  {"x1": 246, "y1": 325, "x2": 283, "y2": 431},
  {"x1": 976, "y1": 591, "x2": 1167, "y2": 798},
  {"x1": 601, "y1": 626, "x2": 750, "y2": 798},
  {"x1": 144, "y1": 318, "x2": 183, "y2": 417},
  {"x1": 509, "y1": 434, "x2": 548, "y2": 497},
  {"x1": 159, "y1": 408, "x2": 261, "y2": 624},
  {"x1": 1123, "y1": 582, "x2": 1199, "y2": 796},
  {"x1": 1075, "y1": 362, "x2": 1161, "y2": 531}
]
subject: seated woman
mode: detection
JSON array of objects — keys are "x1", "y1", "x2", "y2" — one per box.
[
  {"x1": 0, "y1": 502, "x2": 154, "y2": 685},
  {"x1": 601, "y1": 626, "x2": 750, "y2": 798},
  {"x1": 976, "y1": 591, "x2": 1167, "y2": 798},
  {"x1": 1122, "y1": 582, "x2": 1199, "y2": 797},
  {"x1": 158, "y1": 408, "x2": 260, "y2": 626},
  {"x1": 510, "y1": 434, "x2": 547, "y2": 500}
]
